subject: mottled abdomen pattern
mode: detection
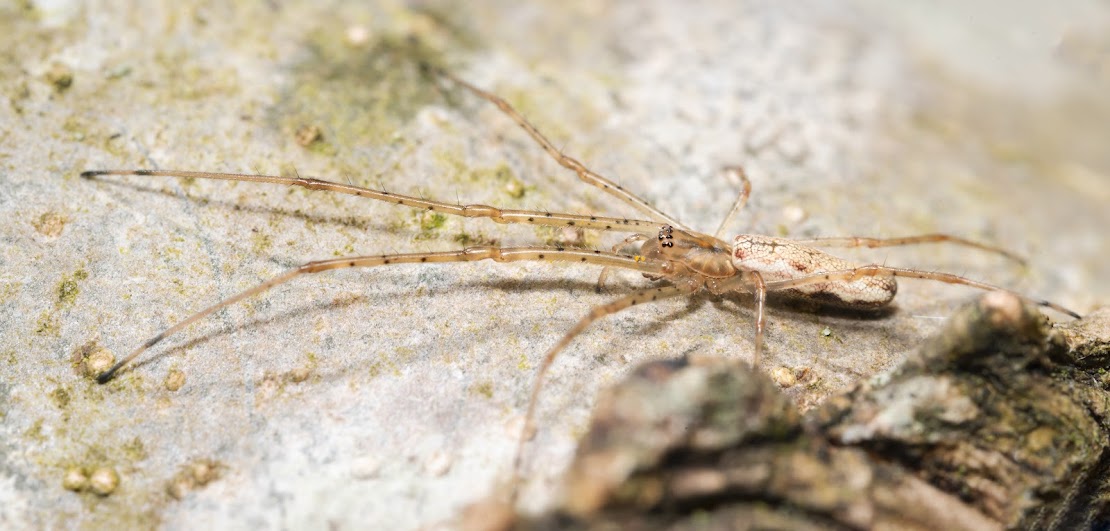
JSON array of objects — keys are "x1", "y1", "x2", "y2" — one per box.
[{"x1": 731, "y1": 235, "x2": 897, "y2": 309}]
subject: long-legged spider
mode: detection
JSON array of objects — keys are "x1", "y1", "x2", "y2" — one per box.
[{"x1": 83, "y1": 65, "x2": 1081, "y2": 504}]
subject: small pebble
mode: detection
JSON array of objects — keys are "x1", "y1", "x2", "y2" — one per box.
[
  {"x1": 189, "y1": 460, "x2": 220, "y2": 485},
  {"x1": 770, "y1": 366, "x2": 797, "y2": 388},
  {"x1": 167, "y1": 459, "x2": 221, "y2": 499},
  {"x1": 44, "y1": 63, "x2": 73, "y2": 91},
  {"x1": 294, "y1": 124, "x2": 323, "y2": 147},
  {"x1": 62, "y1": 467, "x2": 88, "y2": 492},
  {"x1": 88, "y1": 467, "x2": 119, "y2": 496},
  {"x1": 504, "y1": 178, "x2": 525, "y2": 198},
  {"x1": 33, "y1": 211, "x2": 66, "y2": 237},
  {"x1": 85, "y1": 348, "x2": 116, "y2": 379},
  {"x1": 425, "y1": 451, "x2": 452, "y2": 477},
  {"x1": 166, "y1": 476, "x2": 192, "y2": 500},
  {"x1": 288, "y1": 366, "x2": 311, "y2": 383},
  {"x1": 164, "y1": 368, "x2": 186, "y2": 391}
]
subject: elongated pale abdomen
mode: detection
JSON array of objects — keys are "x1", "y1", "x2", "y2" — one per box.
[{"x1": 731, "y1": 235, "x2": 897, "y2": 309}]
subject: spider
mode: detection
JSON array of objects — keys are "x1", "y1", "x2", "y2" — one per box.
[{"x1": 82, "y1": 64, "x2": 1080, "y2": 504}]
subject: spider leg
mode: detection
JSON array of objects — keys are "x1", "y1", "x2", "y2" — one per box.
[
  {"x1": 82, "y1": 170, "x2": 663, "y2": 235},
  {"x1": 742, "y1": 270, "x2": 767, "y2": 367},
  {"x1": 596, "y1": 233, "x2": 649, "y2": 293},
  {"x1": 510, "y1": 283, "x2": 689, "y2": 504},
  {"x1": 790, "y1": 234, "x2": 1026, "y2": 265},
  {"x1": 428, "y1": 66, "x2": 688, "y2": 229},
  {"x1": 713, "y1": 166, "x2": 752, "y2": 239},
  {"x1": 713, "y1": 269, "x2": 767, "y2": 367},
  {"x1": 96, "y1": 247, "x2": 668, "y2": 383},
  {"x1": 763, "y1": 265, "x2": 1080, "y2": 318}
]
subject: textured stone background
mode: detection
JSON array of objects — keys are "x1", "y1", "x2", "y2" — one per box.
[{"x1": 1, "y1": 0, "x2": 1107, "y2": 528}]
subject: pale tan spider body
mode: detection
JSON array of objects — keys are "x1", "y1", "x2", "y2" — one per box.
[
  {"x1": 639, "y1": 225, "x2": 896, "y2": 309},
  {"x1": 731, "y1": 234, "x2": 897, "y2": 309}
]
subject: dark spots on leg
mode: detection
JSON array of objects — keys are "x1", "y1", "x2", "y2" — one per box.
[
  {"x1": 348, "y1": 261, "x2": 356, "y2": 267},
  {"x1": 420, "y1": 257, "x2": 427, "y2": 262},
  {"x1": 528, "y1": 217, "x2": 534, "y2": 222},
  {"x1": 538, "y1": 254, "x2": 545, "y2": 259}
]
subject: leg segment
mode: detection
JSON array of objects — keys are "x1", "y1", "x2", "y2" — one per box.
[
  {"x1": 742, "y1": 270, "x2": 767, "y2": 368},
  {"x1": 762, "y1": 265, "x2": 1080, "y2": 318},
  {"x1": 81, "y1": 170, "x2": 661, "y2": 235},
  {"x1": 596, "y1": 234, "x2": 648, "y2": 292},
  {"x1": 713, "y1": 166, "x2": 752, "y2": 239},
  {"x1": 712, "y1": 269, "x2": 767, "y2": 367},
  {"x1": 510, "y1": 284, "x2": 689, "y2": 503},
  {"x1": 429, "y1": 66, "x2": 689, "y2": 230},
  {"x1": 789, "y1": 234, "x2": 1026, "y2": 265},
  {"x1": 96, "y1": 247, "x2": 668, "y2": 383}
]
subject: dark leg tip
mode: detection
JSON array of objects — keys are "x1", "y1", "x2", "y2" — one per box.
[
  {"x1": 80, "y1": 171, "x2": 102, "y2": 179},
  {"x1": 96, "y1": 362, "x2": 126, "y2": 384}
]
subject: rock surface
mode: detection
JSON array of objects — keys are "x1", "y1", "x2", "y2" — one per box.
[{"x1": 1, "y1": 1, "x2": 1107, "y2": 529}]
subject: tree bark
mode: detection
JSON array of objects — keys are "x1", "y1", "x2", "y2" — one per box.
[{"x1": 511, "y1": 294, "x2": 1110, "y2": 530}]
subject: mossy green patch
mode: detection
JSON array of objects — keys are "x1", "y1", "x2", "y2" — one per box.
[
  {"x1": 471, "y1": 162, "x2": 529, "y2": 200},
  {"x1": 471, "y1": 380, "x2": 494, "y2": 399},
  {"x1": 58, "y1": 279, "x2": 80, "y2": 306},
  {"x1": 122, "y1": 436, "x2": 147, "y2": 461},
  {"x1": 56, "y1": 268, "x2": 88, "y2": 308},
  {"x1": 414, "y1": 210, "x2": 448, "y2": 240},
  {"x1": 23, "y1": 418, "x2": 45, "y2": 442},
  {"x1": 152, "y1": 49, "x2": 241, "y2": 100},
  {"x1": 332, "y1": 242, "x2": 355, "y2": 256},
  {"x1": 250, "y1": 230, "x2": 273, "y2": 255},
  {"x1": 49, "y1": 386, "x2": 71, "y2": 409},
  {"x1": 421, "y1": 211, "x2": 447, "y2": 231},
  {"x1": 35, "y1": 310, "x2": 59, "y2": 336},
  {"x1": 0, "y1": 281, "x2": 19, "y2": 304},
  {"x1": 277, "y1": 27, "x2": 479, "y2": 152},
  {"x1": 32, "y1": 211, "x2": 67, "y2": 237},
  {"x1": 453, "y1": 231, "x2": 498, "y2": 246}
]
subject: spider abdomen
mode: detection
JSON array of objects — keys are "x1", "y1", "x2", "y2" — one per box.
[{"x1": 732, "y1": 235, "x2": 897, "y2": 309}]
